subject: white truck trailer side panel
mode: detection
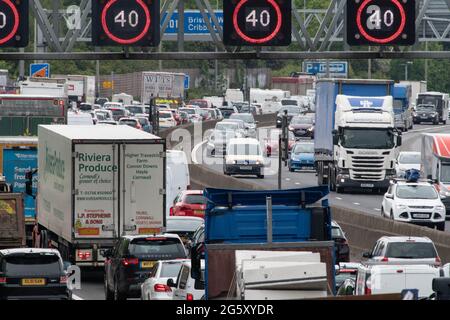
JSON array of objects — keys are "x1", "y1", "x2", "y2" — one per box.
[
  {"x1": 121, "y1": 143, "x2": 165, "y2": 235},
  {"x1": 74, "y1": 144, "x2": 119, "y2": 239},
  {"x1": 37, "y1": 126, "x2": 73, "y2": 242}
]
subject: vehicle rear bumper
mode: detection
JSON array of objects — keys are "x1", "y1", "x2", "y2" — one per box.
[
  {"x1": 289, "y1": 160, "x2": 315, "y2": 170},
  {"x1": 2, "y1": 294, "x2": 71, "y2": 300},
  {"x1": 224, "y1": 164, "x2": 263, "y2": 175}
]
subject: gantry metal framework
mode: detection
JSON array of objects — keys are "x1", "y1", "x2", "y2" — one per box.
[{"x1": 14, "y1": 0, "x2": 450, "y2": 60}]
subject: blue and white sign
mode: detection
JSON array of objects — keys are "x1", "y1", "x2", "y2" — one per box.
[
  {"x1": 30, "y1": 63, "x2": 50, "y2": 78},
  {"x1": 303, "y1": 61, "x2": 348, "y2": 78},
  {"x1": 3, "y1": 149, "x2": 38, "y2": 221},
  {"x1": 184, "y1": 75, "x2": 190, "y2": 90},
  {"x1": 163, "y1": 10, "x2": 223, "y2": 37},
  {"x1": 348, "y1": 97, "x2": 385, "y2": 108}
]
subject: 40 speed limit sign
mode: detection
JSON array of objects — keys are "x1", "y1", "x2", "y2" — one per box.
[{"x1": 346, "y1": 0, "x2": 415, "y2": 46}]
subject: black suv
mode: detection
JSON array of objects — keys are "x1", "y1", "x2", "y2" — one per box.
[
  {"x1": 0, "y1": 248, "x2": 71, "y2": 300},
  {"x1": 104, "y1": 234, "x2": 187, "y2": 300}
]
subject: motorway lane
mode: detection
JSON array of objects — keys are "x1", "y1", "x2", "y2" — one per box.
[
  {"x1": 75, "y1": 123, "x2": 450, "y2": 300},
  {"x1": 193, "y1": 123, "x2": 450, "y2": 231}
]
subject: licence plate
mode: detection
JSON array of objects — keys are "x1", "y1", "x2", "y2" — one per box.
[
  {"x1": 413, "y1": 213, "x2": 429, "y2": 218},
  {"x1": 194, "y1": 210, "x2": 204, "y2": 215},
  {"x1": 240, "y1": 166, "x2": 253, "y2": 170},
  {"x1": 361, "y1": 183, "x2": 374, "y2": 188},
  {"x1": 141, "y1": 261, "x2": 155, "y2": 269},
  {"x1": 21, "y1": 278, "x2": 46, "y2": 286}
]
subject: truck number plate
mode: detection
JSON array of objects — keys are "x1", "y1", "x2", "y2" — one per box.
[
  {"x1": 240, "y1": 166, "x2": 252, "y2": 170},
  {"x1": 361, "y1": 183, "x2": 374, "y2": 188}
]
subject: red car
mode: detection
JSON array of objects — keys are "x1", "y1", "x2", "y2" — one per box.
[
  {"x1": 264, "y1": 130, "x2": 297, "y2": 157},
  {"x1": 170, "y1": 190, "x2": 206, "y2": 218}
]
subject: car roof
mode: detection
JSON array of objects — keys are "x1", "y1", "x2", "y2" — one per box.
[
  {"x1": 395, "y1": 181, "x2": 433, "y2": 186},
  {"x1": 121, "y1": 233, "x2": 182, "y2": 241},
  {"x1": 378, "y1": 236, "x2": 433, "y2": 243},
  {"x1": 167, "y1": 216, "x2": 204, "y2": 222},
  {"x1": 0, "y1": 248, "x2": 61, "y2": 256},
  {"x1": 229, "y1": 137, "x2": 260, "y2": 145}
]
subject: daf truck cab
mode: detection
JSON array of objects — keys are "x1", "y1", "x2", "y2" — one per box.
[{"x1": 330, "y1": 95, "x2": 401, "y2": 193}]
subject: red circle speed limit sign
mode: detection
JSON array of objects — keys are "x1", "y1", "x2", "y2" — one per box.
[
  {"x1": 224, "y1": 0, "x2": 291, "y2": 46},
  {"x1": 347, "y1": 0, "x2": 415, "y2": 46},
  {"x1": 92, "y1": 0, "x2": 160, "y2": 47},
  {"x1": 0, "y1": 0, "x2": 28, "y2": 47}
]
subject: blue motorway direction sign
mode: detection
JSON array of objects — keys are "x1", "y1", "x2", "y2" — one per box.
[
  {"x1": 163, "y1": 10, "x2": 223, "y2": 36},
  {"x1": 304, "y1": 61, "x2": 348, "y2": 78}
]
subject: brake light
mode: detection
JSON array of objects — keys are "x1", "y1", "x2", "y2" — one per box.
[
  {"x1": 122, "y1": 258, "x2": 139, "y2": 266},
  {"x1": 381, "y1": 257, "x2": 389, "y2": 262},
  {"x1": 365, "y1": 277, "x2": 372, "y2": 295},
  {"x1": 60, "y1": 276, "x2": 68, "y2": 284},
  {"x1": 170, "y1": 207, "x2": 174, "y2": 216},
  {"x1": 0, "y1": 277, "x2": 6, "y2": 284},
  {"x1": 76, "y1": 250, "x2": 92, "y2": 261},
  {"x1": 365, "y1": 286, "x2": 372, "y2": 295},
  {"x1": 145, "y1": 237, "x2": 167, "y2": 241},
  {"x1": 154, "y1": 283, "x2": 172, "y2": 293},
  {"x1": 186, "y1": 293, "x2": 194, "y2": 301}
]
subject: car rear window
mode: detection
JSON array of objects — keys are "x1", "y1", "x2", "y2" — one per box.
[
  {"x1": 110, "y1": 109, "x2": 126, "y2": 116},
  {"x1": 3, "y1": 254, "x2": 62, "y2": 276},
  {"x1": 332, "y1": 226, "x2": 344, "y2": 238},
  {"x1": 120, "y1": 120, "x2": 137, "y2": 127},
  {"x1": 167, "y1": 219, "x2": 204, "y2": 233},
  {"x1": 386, "y1": 242, "x2": 437, "y2": 259},
  {"x1": 185, "y1": 195, "x2": 206, "y2": 205},
  {"x1": 160, "y1": 262, "x2": 183, "y2": 278},
  {"x1": 129, "y1": 238, "x2": 186, "y2": 257}
]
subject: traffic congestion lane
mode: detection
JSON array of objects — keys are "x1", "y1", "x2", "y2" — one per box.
[{"x1": 193, "y1": 123, "x2": 450, "y2": 231}]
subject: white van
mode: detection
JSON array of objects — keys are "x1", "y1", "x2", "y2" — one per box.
[
  {"x1": 169, "y1": 260, "x2": 205, "y2": 300},
  {"x1": 166, "y1": 150, "x2": 190, "y2": 216},
  {"x1": 224, "y1": 138, "x2": 265, "y2": 178},
  {"x1": 67, "y1": 111, "x2": 94, "y2": 125},
  {"x1": 355, "y1": 264, "x2": 441, "y2": 298}
]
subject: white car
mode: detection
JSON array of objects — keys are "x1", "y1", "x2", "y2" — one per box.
[
  {"x1": 140, "y1": 259, "x2": 188, "y2": 300},
  {"x1": 224, "y1": 138, "x2": 265, "y2": 178},
  {"x1": 381, "y1": 180, "x2": 446, "y2": 231},
  {"x1": 395, "y1": 152, "x2": 421, "y2": 177},
  {"x1": 229, "y1": 113, "x2": 257, "y2": 137},
  {"x1": 168, "y1": 260, "x2": 205, "y2": 300},
  {"x1": 159, "y1": 110, "x2": 177, "y2": 128},
  {"x1": 362, "y1": 236, "x2": 442, "y2": 266}
]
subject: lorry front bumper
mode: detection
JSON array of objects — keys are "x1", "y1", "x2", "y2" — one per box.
[
  {"x1": 224, "y1": 164, "x2": 263, "y2": 175},
  {"x1": 336, "y1": 175, "x2": 391, "y2": 190}
]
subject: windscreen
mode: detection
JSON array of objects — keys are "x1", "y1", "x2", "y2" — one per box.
[
  {"x1": 332, "y1": 226, "x2": 344, "y2": 238},
  {"x1": 185, "y1": 195, "x2": 207, "y2": 205},
  {"x1": 126, "y1": 106, "x2": 143, "y2": 114},
  {"x1": 230, "y1": 114, "x2": 254, "y2": 123},
  {"x1": 440, "y1": 163, "x2": 450, "y2": 183},
  {"x1": 129, "y1": 239, "x2": 186, "y2": 257},
  {"x1": 215, "y1": 122, "x2": 237, "y2": 131},
  {"x1": 386, "y1": 242, "x2": 437, "y2": 259},
  {"x1": 109, "y1": 109, "x2": 126, "y2": 116},
  {"x1": 160, "y1": 262, "x2": 183, "y2": 278},
  {"x1": 293, "y1": 143, "x2": 314, "y2": 154},
  {"x1": 398, "y1": 153, "x2": 420, "y2": 164},
  {"x1": 180, "y1": 108, "x2": 195, "y2": 115},
  {"x1": 3, "y1": 254, "x2": 62, "y2": 276},
  {"x1": 159, "y1": 112, "x2": 172, "y2": 119},
  {"x1": 416, "y1": 104, "x2": 436, "y2": 112},
  {"x1": 119, "y1": 119, "x2": 137, "y2": 127},
  {"x1": 282, "y1": 100, "x2": 298, "y2": 106},
  {"x1": 341, "y1": 128, "x2": 395, "y2": 149},
  {"x1": 396, "y1": 185, "x2": 438, "y2": 199},
  {"x1": 291, "y1": 117, "x2": 313, "y2": 124}
]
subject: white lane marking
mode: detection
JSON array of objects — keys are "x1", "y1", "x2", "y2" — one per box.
[
  {"x1": 374, "y1": 208, "x2": 381, "y2": 211},
  {"x1": 295, "y1": 182, "x2": 301, "y2": 185},
  {"x1": 72, "y1": 294, "x2": 84, "y2": 300},
  {"x1": 353, "y1": 202, "x2": 360, "y2": 206},
  {"x1": 191, "y1": 140, "x2": 207, "y2": 164},
  {"x1": 335, "y1": 197, "x2": 342, "y2": 200},
  {"x1": 285, "y1": 178, "x2": 291, "y2": 181},
  {"x1": 404, "y1": 125, "x2": 448, "y2": 135}
]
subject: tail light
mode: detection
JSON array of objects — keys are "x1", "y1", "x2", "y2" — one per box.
[
  {"x1": 170, "y1": 207, "x2": 174, "y2": 216},
  {"x1": 381, "y1": 257, "x2": 389, "y2": 262},
  {"x1": 122, "y1": 258, "x2": 139, "y2": 266},
  {"x1": 76, "y1": 249, "x2": 92, "y2": 261},
  {"x1": 186, "y1": 293, "x2": 194, "y2": 301},
  {"x1": 60, "y1": 276, "x2": 68, "y2": 284},
  {"x1": 365, "y1": 277, "x2": 372, "y2": 295},
  {"x1": 154, "y1": 284, "x2": 172, "y2": 293},
  {"x1": 0, "y1": 277, "x2": 6, "y2": 284}
]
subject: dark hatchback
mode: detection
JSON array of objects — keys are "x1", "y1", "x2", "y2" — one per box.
[
  {"x1": 104, "y1": 234, "x2": 187, "y2": 300},
  {"x1": 0, "y1": 249, "x2": 71, "y2": 300},
  {"x1": 332, "y1": 221, "x2": 350, "y2": 263}
]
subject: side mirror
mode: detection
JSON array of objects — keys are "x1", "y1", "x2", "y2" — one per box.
[
  {"x1": 332, "y1": 130, "x2": 339, "y2": 146},
  {"x1": 167, "y1": 278, "x2": 176, "y2": 288},
  {"x1": 362, "y1": 252, "x2": 372, "y2": 259},
  {"x1": 385, "y1": 194, "x2": 394, "y2": 199},
  {"x1": 190, "y1": 244, "x2": 202, "y2": 280},
  {"x1": 441, "y1": 195, "x2": 447, "y2": 200},
  {"x1": 397, "y1": 135, "x2": 402, "y2": 147}
]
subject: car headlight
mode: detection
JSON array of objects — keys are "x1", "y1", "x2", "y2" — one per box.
[
  {"x1": 396, "y1": 204, "x2": 408, "y2": 210},
  {"x1": 435, "y1": 205, "x2": 445, "y2": 211}
]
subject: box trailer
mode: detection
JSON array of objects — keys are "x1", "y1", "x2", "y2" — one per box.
[{"x1": 37, "y1": 125, "x2": 166, "y2": 266}]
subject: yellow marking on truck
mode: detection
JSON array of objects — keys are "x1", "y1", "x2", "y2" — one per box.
[{"x1": 0, "y1": 199, "x2": 16, "y2": 215}]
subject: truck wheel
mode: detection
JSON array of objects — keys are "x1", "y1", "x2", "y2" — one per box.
[
  {"x1": 40, "y1": 230, "x2": 48, "y2": 248},
  {"x1": 105, "y1": 277, "x2": 114, "y2": 301},
  {"x1": 390, "y1": 210, "x2": 394, "y2": 220},
  {"x1": 436, "y1": 222, "x2": 445, "y2": 231},
  {"x1": 381, "y1": 207, "x2": 385, "y2": 218}
]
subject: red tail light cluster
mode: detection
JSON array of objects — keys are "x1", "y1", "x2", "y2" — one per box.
[
  {"x1": 186, "y1": 293, "x2": 194, "y2": 300},
  {"x1": 381, "y1": 257, "x2": 389, "y2": 262},
  {"x1": 122, "y1": 258, "x2": 139, "y2": 266},
  {"x1": 60, "y1": 276, "x2": 68, "y2": 284},
  {"x1": 154, "y1": 284, "x2": 172, "y2": 293},
  {"x1": 0, "y1": 277, "x2": 6, "y2": 284}
]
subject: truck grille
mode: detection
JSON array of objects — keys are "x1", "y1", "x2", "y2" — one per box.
[{"x1": 350, "y1": 156, "x2": 385, "y2": 181}]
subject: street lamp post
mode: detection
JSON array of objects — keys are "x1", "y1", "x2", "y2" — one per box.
[{"x1": 403, "y1": 61, "x2": 413, "y2": 81}]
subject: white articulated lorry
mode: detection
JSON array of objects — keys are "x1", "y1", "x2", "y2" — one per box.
[{"x1": 36, "y1": 125, "x2": 166, "y2": 267}]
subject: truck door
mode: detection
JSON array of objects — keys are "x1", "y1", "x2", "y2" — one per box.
[
  {"x1": 120, "y1": 143, "x2": 165, "y2": 236},
  {"x1": 73, "y1": 144, "x2": 119, "y2": 239}
]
